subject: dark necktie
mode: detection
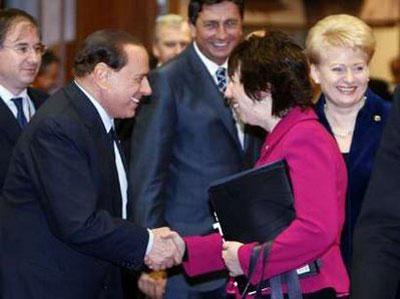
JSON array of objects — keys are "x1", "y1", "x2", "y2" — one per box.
[
  {"x1": 108, "y1": 127, "x2": 128, "y2": 171},
  {"x1": 216, "y1": 67, "x2": 227, "y2": 93},
  {"x1": 11, "y1": 97, "x2": 28, "y2": 128}
]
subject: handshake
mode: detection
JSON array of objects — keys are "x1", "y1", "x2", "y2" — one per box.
[{"x1": 145, "y1": 227, "x2": 185, "y2": 271}]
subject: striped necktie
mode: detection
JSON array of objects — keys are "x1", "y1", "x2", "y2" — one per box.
[
  {"x1": 11, "y1": 97, "x2": 28, "y2": 128},
  {"x1": 216, "y1": 67, "x2": 227, "y2": 93}
]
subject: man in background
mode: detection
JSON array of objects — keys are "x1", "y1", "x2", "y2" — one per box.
[
  {"x1": 130, "y1": 1, "x2": 265, "y2": 298},
  {"x1": 32, "y1": 50, "x2": 61, "y2": 94},
  {"x1": 0, "y1": 8, "x2": 48, "y2": 191},
  {"x1": 151, "y1": 14, "x2": 192, "y2": 67}
]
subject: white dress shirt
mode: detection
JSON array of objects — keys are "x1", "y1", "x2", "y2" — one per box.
[{"x1": 0, "y1": 84, "x2": 36, "y2": 122}]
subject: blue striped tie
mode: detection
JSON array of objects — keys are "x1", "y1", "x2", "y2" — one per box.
[{"x1": 11, "y1": 97, "x2": 28, "y2": 128}]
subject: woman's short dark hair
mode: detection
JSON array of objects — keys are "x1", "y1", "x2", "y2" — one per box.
[
  {"x1": 228, "y1": 30, "x2": 314, "y2": 117},
  {"x1": 188, "y1": 0, "x2": 244, "y2": 25},
  {"x1": 74, "y1": 29, "x2": 141, "y2": 77}
]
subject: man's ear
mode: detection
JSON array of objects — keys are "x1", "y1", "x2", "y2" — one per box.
[
  {"x1": 310, "y1": 64, "x2": 321, "y2": 84},
  {"x1": 93, "y1": 62, "x2": 111, "y2": 89}
]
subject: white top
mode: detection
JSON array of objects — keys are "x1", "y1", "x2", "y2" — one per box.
[
  {"x1": 0, "y1": 84, "x2": 36, "y2": 122},
  {"x1": 193, "y1": 42, "x2": 245, "y2": 148}
]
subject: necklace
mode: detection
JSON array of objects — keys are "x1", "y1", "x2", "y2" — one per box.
[
  {"x1": 331, "y1": 128, "x2": 353, "y2": 138},
  {"x1": 323, "y1": 95, "x2": 366, "y2": 139}
]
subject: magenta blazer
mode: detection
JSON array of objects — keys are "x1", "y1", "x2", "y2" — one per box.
[{"x1": 183, "y1": 107, "x2": 349, "y2": 296}]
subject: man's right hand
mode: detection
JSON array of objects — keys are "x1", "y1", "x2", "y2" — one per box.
[{"x1": 145, "y1": 227, "x2": 184, "y2": 270}]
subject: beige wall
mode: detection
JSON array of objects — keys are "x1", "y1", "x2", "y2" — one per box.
[{"x1": 369, "y1": 26, "x2": 400, "y2": 83}]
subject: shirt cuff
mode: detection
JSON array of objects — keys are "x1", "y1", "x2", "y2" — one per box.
[{"x1": 145, "y1": 229, "x2": 154, "y2": 255}]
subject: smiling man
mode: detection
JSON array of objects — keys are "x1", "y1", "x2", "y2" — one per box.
[
  {"x1": 0, "y1": 29, "x2": 184, "y2": 299},
  {"x1": 0, "y1": 8, "x2": 48, "y2": 191},
  {"x1": 130, "y1": 1, "x2": 265, "y2": 298}
]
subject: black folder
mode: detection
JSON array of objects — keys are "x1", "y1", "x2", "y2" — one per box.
[{"x1": 209, "y1": 160, "x2": 295, "y2": 243}]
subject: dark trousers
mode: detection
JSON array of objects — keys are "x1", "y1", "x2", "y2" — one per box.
[
  {"x1": 164, "y1": 269, "x2": 226, "y2": 299},
  {"x1": 121, "y1": 269, "x2": 139, "y2": 299}
]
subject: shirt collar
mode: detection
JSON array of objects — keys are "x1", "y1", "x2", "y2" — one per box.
[
  {"x1": 0, "y1": 84, "x2": 28, "y2": 103},
  {"x1": 193, "y1": 42, "x2": 228, "y2": 78},
  {"x1": 74, "y1": 80, "x2": 114, "y2": 133}
]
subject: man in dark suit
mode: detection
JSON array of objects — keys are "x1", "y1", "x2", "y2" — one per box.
[
  {"x1": 351, "y1": 85, "x2": 400, "y2": 299},
  {"x1": 130, "y1": 1, "x2": 264, "y2": 298},
  {"x1": 0, "y1": 29, "x2": 183, "y2": 299},
  {"x1": 0, "y1": 8, "x2": 48, "y2": 191}
]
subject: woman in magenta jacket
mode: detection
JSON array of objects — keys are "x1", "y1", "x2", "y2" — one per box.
[{"x1": 174, "y1": 31, "x2": 349, "y2": 298}]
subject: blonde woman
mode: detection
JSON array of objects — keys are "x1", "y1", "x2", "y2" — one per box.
[{"x1": 306, "y1": 14, "x2": 391, "y2": 270}]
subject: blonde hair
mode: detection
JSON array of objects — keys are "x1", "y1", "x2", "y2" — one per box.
[{"x1": 306, "y1": 14, "x2": 375, "y2": 64}]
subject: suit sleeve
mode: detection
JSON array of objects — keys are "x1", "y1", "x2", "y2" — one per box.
[
  {"x1": 129, "y1": 70, "x2": 177, "y2": 228},
  {"x1": 30, "y1": 119, "x2": 149, "y2": 270},
  {"x1": 0, "y1": 134, "x2": 13, "y2": 190},
  {"x1": 238, "y1": 125, "x2": 345, "y2": 282},
  {"x1": 351, "y1": 86, "x2": 400, "y2": 299}
]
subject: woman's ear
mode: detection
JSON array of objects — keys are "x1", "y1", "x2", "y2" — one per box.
[
  {"x1": 310, "y1": 64, "x2": 320, "y2": 84},
  {"x1": 256, "y1": 90, "x2": 272, "y2": 101}
]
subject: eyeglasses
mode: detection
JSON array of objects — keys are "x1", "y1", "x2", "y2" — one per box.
[{"x1": 1, "y1": 43, "x2": 46, "y2": 56}]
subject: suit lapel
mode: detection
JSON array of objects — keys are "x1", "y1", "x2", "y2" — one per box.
[
  {"x1": 0, "y1": 87, "x2": 47, "y2": 145},
  {"x1": 316, "y1": 92, "x2": 384, "y2": 174},
  {"x1": 65, "y1": 82, "x2": 123, "y2": 217},
  {"x1": 348, "y1": 94, "x2": 383, "y2": 173},
  {"x1": 0, "y1": 97, "x2": 21, "y2": 143},
  {"x1": 186, "y1": 45, "x2": 243, "y2": 153}
]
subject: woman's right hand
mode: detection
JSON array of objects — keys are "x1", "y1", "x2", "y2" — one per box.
[{"x1": 222, "y1": 241, "x2": 244, "y2": 276}]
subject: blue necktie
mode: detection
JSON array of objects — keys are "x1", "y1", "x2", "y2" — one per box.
[
  {"x1": 216, "y1": 67, "x2": 227, "y2": 93},
  {"x1": 11, "y1": 97, "x2": 28, "y2": 128}
]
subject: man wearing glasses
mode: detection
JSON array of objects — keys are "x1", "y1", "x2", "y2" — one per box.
[{"x1": 0, "y1": 8, "x2": 47, "y2": 191}]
